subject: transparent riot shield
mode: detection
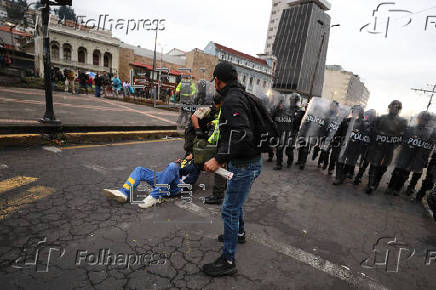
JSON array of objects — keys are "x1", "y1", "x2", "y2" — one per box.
[
  {"x1": 338, "y1": 105, "x2": 369, "y2": 165},
  {"x1": 393, "y1": 111, "x2": 435, "y2": 173}
]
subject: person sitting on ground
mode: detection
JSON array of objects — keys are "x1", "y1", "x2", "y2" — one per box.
[{"x1": 103, "y1": 154, "x2": 201, "y2": 208}]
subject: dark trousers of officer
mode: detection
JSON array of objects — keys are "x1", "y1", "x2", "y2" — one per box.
[
  {"x1": 387, "y1": 168, "x2": 411, "y2": 192},
  {"x1": 276, "y1": 145, "x2": 293, "y2": 166},
  {"x1": 368, "y1": 165, "x2": 388, "y2": 189},
  {"x1": 416, "y1": 168, "x2": 435, "y2": 201}
]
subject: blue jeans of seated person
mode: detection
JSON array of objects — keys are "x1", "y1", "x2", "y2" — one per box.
[
  {"x1": 222, "y1": 157, "x2": 262, "y2": 262},
  {"x1": 120, "y1": 162, "x2": 200, "y2": 199}
]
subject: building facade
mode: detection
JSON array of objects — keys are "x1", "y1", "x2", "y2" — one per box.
[
  {"x1": 272, "y1": 0, "x2": 331, "y2": 98},
  {"x1": 264, "y1": 0, "x2": 331, "y2": 56},
  {"x1": 204, "y1": 41, "x2": 273, "y2": 94},
  {"x1": 322, "y1": 65, "x2": 370, "y2": 107},
  {"x1": 118, "y1": 43, "x2": 186, "y2": 83},
  {"x1": 34, "y1": 15, "x2": 121, "y2": 77}
]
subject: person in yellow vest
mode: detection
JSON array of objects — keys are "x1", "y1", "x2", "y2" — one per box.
[{"x1": 176, "y1": 77, "x2": 197, "y2": 127}]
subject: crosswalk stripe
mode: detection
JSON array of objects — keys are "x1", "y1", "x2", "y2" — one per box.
[
  {"x1": 0, "y1": 186, "x2": 54, "y2": 221},
  {"x1": 0, "y1": 176, "x2": 38, "y2": 194}
]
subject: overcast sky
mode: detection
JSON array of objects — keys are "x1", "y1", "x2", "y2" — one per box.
[{"x1": 72, "y1": 0, "x2": 436, "y2": 116}]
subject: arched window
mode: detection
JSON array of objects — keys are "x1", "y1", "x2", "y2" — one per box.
[
  {"x1": 93, "y1": 49, "x2": 101, "y2": 66},
  {"x1": 63, "y1": 43, "x2": 72, "y2": 61},
  {"x1": 103, "y1": 52, "x2": 112, "y2": 68},
  {"x1": 51, "y1": 42, "x2": 59, "y2": 60},
  {"x1": 249, "y1": 77, "x2": 253, "y2": 86},
  {"x1": 78, "y1": 47, "x2": 87, "y2": 64}
]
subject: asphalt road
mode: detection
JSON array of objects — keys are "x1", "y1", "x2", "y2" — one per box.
[
  {"x1": 0, "y1": 140, "x2": 435, "y2": 289},
  {"x1": 0, "y1": 87, "x2": 178, "y2": 126}
]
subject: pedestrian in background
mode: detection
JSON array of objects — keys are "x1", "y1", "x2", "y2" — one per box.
[
  {"x1": 64, "y1": 69, "x2": 75, "y2": 94},
  {"x1": 112, "y1": 74, "x2": 121, "y2": 97},
  {"x1": 94, "y1": 73, "x2": 102, "y2": 98}
]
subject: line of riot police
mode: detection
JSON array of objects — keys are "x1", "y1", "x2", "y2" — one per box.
[{"x1": 263, "y1": 95, "x2": 435, "y2": 213}]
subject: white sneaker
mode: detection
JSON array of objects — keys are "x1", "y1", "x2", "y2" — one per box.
[
  {"x1": 104, "y1": 189, "x2": 128, "y2": 203},
  {"x1": 138, "y1": 195, "x2": 159, "y2": 209}
]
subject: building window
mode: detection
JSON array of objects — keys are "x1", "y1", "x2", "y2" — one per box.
[
  {"x1": 263, "y1": 81, "x2": 267, "y2": 88},
  {"x1": 256, "y1": 79, "x2": 260, "y2": 85},
  {"x1": 249, "y1": 77, "x2": 253, "y2": 86},
  {"x1": 63, "y1": 43, "x2": 72, "y2": 61},
  {"x1": 93, "y1": 49, "x2": 100, "y2": 66},
  {"x1": 273, "y1": 3, "x2": 278, "y2": 6},
  {"x1": 243, "y1": 75, "x2": 246, "y2": 83},
  {"x1": 272, "y1": 10, "x2": 277, "y2": 15},
  {"x1": 78, "y1": 47, "x2": 87, "y2": 64},
  {"x1": 104, "y1": 52, "x2": 112, "y2": 68},
  {"x1": 267, "y1": 44, "x2": 271, "y2": 48},
  {"x1": 269, "y1": 27, "x2": 273, "y2": 31},
  {"x1": 51, "y1": 42, "x2": 59, "y2": 60}
]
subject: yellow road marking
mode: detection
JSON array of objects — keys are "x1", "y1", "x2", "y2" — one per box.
[
  {"x1": 62, "y1": 138, "x2": 183, "y2": 150},
  {"x1": 0, "y1": 176, "x2": 38, "y2": 194},
  {"x1": 0, "y1": 186, "x2": 55, "y2": 221}
]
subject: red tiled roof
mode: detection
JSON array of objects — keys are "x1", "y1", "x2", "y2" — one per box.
[
  {"x1": 214, "y1": 43, "x2": 267, "y2": 66},
  {"x1": 130, "y1": 62, "x2": 183, "y2": 76},
  {"x1": 0, "y1": 26, "x2": 32, "y2": 37}
]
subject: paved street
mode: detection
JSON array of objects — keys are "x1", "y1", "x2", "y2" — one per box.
[
  {"x1": 0, "y1": 87, "x2": 178, "y2": 127},
  {"x1": 0, "y1": 139, "x2": 435, "y2": 289}
]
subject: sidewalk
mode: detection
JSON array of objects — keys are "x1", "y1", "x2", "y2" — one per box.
[
  {"x1": 0, "y1": 87, "x2": 179, "y2": 129},
  {"x1": 0, "y1": 87, "x2": 183, "y2": 146}
]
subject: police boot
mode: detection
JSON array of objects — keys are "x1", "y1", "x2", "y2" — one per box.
[
  {"x1": 354, "y1": 168, "x2": 365, "y2": 185},
  {"x1": 287, "y1": 158, "x2": 293, "y2": 168},
  {"x1": 333, "y1": 163, "x2": 345, "y2": 185},
  {"x1": 415, "y1": 190, "x2": 426, "y2": 202},
  {"x1": 273, "y1": 163, "x2": 283, "y2": 170},
  {"x1": 366, "y1": 166, "x2": 377, "y2": 194}
]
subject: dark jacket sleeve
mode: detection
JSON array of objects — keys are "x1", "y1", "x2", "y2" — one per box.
[{"x1": 215, "y1": 90, "x2": 254, "y2": 164}]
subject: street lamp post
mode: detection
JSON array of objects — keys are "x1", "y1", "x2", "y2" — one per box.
[
  {"x1": 39, "y1": 0, "x2": 60, "y2": 124},
  {"x1": 39, "y1": 0, "x2": 73, "y2": 124}
]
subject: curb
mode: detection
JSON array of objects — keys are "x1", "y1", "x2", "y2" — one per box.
[{"x1": 0, "y1": 130, "x2": 185, "y2": 147}]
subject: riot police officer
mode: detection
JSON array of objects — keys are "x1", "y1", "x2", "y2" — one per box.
[
  {"x1": 365, "y1": 100, "x2": 407, "y2": 194},
  {"x1": 271, "y1": 94, "x2": 304, "y2": 170}
]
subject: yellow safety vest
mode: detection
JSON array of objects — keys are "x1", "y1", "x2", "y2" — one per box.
[{"x1": 208, "y1": 109, "x2": 221, "y2": 145}]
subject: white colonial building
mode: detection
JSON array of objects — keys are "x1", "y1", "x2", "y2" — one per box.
[
  {"x1": 35, "y1": 15, "x2": 121, "y2": 77},
  {"x1": 204, "y1": 41, "x2": 274, "y2": 94}
]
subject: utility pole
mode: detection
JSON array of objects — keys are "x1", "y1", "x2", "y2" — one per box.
[
  {"x1": 411, "y1": 84, "x2": 436, "y2": 111},
  {"x1": 39, "y1": 0, "x2": 72, "y2": 124}
]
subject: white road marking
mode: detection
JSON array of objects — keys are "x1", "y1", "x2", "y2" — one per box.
[
  {"x1": 174, "y1": 200, "x2": 389, "y2": 290},
  {"x1": 42, "y1": 146, "x2": 62, "y2": 153},
  {"x1": 83, "y1": 163, "x2": 107, "y2": 174}
]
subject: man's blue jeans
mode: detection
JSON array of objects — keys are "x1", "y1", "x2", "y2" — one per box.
[
  {"x1": 222, "y1": 157, "x2": 262, "y2": 261},
  {"x1": 120, "y1": 163, "x2": 182, "y2": 199},
  {"x1": 119, "y1": 162, "x2": 200, "y2": 199}
]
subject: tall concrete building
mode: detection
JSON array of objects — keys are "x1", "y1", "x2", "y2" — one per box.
[
  {"x1": 264, "y1": 0, "x2": 331, "y2": 55},
  {"x1": 322, "y1": 65, "x2": 370, "y2": 108},
  {"x1": 270, "y1": 0, "x2": 331, "y2": 98}
]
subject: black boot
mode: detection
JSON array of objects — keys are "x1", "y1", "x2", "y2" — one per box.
[
  {"x1": 415, "y1": 190, "x2": 426, "y2": 202},
  {"x1": 273, "y1": 164, "x2": 283, "y2": 170},
  {"x1": 287, "y1": 159, "x2": 292, "y2": 168},
  {"x1": 333, "y1": 163, "x2": 345, "y2": 185},
  {"x1": 366, "y1": 166, "x2": 377, "y2": 194}
]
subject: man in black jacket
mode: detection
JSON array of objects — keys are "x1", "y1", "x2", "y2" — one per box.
[{"x1": 202, "y1": 62, "x2": 262, "y2": 277}]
